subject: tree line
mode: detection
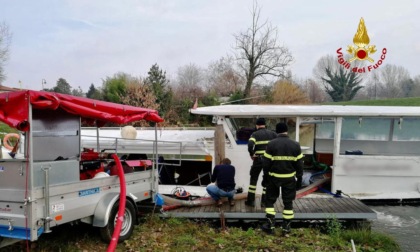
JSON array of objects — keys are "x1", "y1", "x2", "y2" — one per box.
[{"x1": 1, "y1": 2, "x2": 420, "y2": 127}]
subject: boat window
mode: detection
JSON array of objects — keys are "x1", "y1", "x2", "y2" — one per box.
[
  {"x1": 392, "y1": 118, "x2": 420, "y2": 141},
  {"x1": 232, "y1": 118, "x2": 255, "y2": 144},
  {"x1": 226, "y1": 118, "x2": 284, "y2": 144},
  {"x1": 315, "y1": 121, "x2": 335, "y2": 139},
  {"x1": 342, "y1": 117, "x2": 390, "y2": 141},
  {"x1": 316, "y1": 117, "x2": 391, "y2": 141}
]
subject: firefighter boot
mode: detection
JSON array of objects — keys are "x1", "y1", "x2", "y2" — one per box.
[
  {"x1": 245, "y1": 192, "x2": 255, "y2": 207},
  {"x1": 281, "y1": 219, "x2": 291, "y2": 234},
  {"x1": 261, "y1": 215, "x2": 275, "y2": 234},
  {"x1": 261, "y1": 194, "x2": 266, "y2": 208}
]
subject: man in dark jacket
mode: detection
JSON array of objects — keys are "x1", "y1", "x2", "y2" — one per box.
[
  {"x1": 206, "y1": 158, "x2": 236, "y2": 207},
  {"x1": 261, "y1": 122, "x2": 303, "y2": 234},
  {"x1": 245, "y1": 118, "x2": 277, "y2": 207}
]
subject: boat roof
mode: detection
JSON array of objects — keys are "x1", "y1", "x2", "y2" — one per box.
[{"x1": 191, "y1": 104, "x2": 420, "y2": 118}]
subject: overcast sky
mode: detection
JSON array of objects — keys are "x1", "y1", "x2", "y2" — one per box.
[{"x1": 1, "y1": 0, "x2": 419, "y2": 92}]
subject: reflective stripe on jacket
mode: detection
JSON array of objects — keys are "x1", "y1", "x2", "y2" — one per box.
[
  {"x1": 263, "y1": 135, "x2": 303, "y2": 178},
  {"x1": 248, "y1": 128, "x2": 277, "y2": 156}
]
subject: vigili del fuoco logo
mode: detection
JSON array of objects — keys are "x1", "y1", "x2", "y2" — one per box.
[{"x1": 337, "y1": 18, "x2": 387, "y2": 73}]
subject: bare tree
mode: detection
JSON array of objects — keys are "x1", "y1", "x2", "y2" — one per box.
[
  {"x1": 364, "y1": 71, "x2": 380, "y2": 100},
  {"x1": 206, "y1": 56, "x2": 245, "y2": 97},
  {"x1": 0, "y1": 22, "x2": 12, "y2": 83},
  {"x1": 234, "y1": 1, "x2": 293, "y2": 99},
  {"x1": 313, "y1": 55, "x2": 340, "y2": 85},
  {"x1": 298, "y1": 78, "x2": 326, "y2": 103},
  {"x1": 412, "y1": 75, "x2": 420, "y2": 97},
  {"x1": 375, "y1": 64, "x2": 411, "y2": 98},
  {"x1": 313, "y1": 54, "x2": 365, "y2": 84},
  {"x1": 175, "y1": 63, "x2": 204, "y2": 100}
]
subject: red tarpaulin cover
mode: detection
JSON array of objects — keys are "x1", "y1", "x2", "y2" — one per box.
[{"x1": 0, "y1": 90, "x2": 163, "y2": 131}]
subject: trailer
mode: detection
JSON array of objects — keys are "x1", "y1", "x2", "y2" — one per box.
[{"x1": 0, "y1": 90, "x2": 163, "y2": 248}]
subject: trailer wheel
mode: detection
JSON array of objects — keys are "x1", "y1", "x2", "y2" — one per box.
[{"x1": 99, "y1": 200, "x2": 136, "y2": 242}]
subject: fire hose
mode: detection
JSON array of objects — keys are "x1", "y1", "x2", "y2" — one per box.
[{"x1": 106, "y1": 154, "x2": 126, "y2": 252}]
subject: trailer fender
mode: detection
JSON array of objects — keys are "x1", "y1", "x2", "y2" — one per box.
[{"x1": 92, "y1": 193, "x2": 137, "y2": 227}]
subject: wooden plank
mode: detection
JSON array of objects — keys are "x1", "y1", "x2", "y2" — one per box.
[
  {"x1": 240, "y1": 199, "x2": 246, "y2": 213},
  {"x1": 202, "y1": 204, "x2": 210, "y2": 212},
  {"x1": 296, "y1": 199, "x2": 311, "y2": 213},
  {"x1": 342, "y1": 198, "x2": 362, "y2": 212},
  {"x1": 175, "y1": 206, "x2": 185, "y2": 213},
  {"x1": 233, "y1": 198, "x2": 241, "y2": 212},
  {"x1": 255, "y1": 196, "x2": 262, "y2": 212},
  {"x1": 308, "y1": 198, "x2": 325, "y2": 213},
  {"x1": 352, "y1": 199, "x2": 375, "y2": 213},
  {"x1": 161, "y1": 197, "x2": 376, "y2": 221},
  {"x1": 274, "y1": 198, "x2": 283, "y2": 214},
  {"x1": 244, "y1": 201, "x2": 255, "y2": 213},
  {"x1": 327, "y1": 198, "x2": 347, "y2": 213},
  {"x1": 316, "y1": 198, "x2": 349, "y2": 215},
  {"x1": 337, "y1": 198, "x2": 357, "y2": 213},
  {"x1": 293, "y1": 199, "x2": 304, "y2": 213},
  {"x1": 337, "y1": 198, "x2": 356, "y2": 213},
  {"x1": 302, "y1": 199, "x2": 315, "y2": 213},
  {"x1": 341, "y1": 198, "x2": 361, "y2": 213},
  {"x1": 316, "y1": 199, "x2": 337, "y2": 214}
]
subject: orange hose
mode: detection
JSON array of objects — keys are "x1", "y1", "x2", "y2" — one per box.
[{"x1": 3, "y1": 133, "x2": 20, "y2": 151}]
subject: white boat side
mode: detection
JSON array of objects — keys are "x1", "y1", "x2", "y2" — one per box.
[
  {"x1": 190, "y1": 104, "x2": 420, "y2": 201},
  {"x1": 81, "y1": 127, "x2": 215, "y2": 156}
]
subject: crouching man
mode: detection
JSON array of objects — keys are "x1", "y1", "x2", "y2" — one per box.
[{"x1": 206, "y1": 158, "x2": 236, "y2": 207}]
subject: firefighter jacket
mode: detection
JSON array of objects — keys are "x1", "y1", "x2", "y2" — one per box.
[
  {"x1": 263, "y1": 135, "x2": 304, "y2": 179},
  {"x1": 248, "y1": 128, "x2": 278, "y2": 156}
]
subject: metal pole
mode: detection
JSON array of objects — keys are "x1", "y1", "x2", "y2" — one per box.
[
  {"x1": 296, "y1": 117, "x2": 301, "y2": 142},
  {"x1": 96, "y1": 122, "x2": 100, "y2": 152},
  {"x1": 331, "y1": 117, "x2": 342, "y2": 194},
  {"x1": 152, "y1": 123, "x2": 158, "y2": 201},
  {"x1": 42, "y1": 79, "x2": 46, "y2": 90},
  {"x1": 43, "y1": 166, "x2": 52, "y2": 233}
]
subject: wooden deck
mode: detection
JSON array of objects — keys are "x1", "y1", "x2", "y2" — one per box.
[{"x1": 160, "y1": 197, "x2": 377, "y2": 221}]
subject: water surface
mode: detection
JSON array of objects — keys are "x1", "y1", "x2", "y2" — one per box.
[{"x1": 370, "y1": 205, "x2": 420, "y2": 252}]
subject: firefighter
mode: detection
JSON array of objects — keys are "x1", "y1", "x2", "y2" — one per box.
[
  {"x1": 261, "y1": 122, "x2": 303, "y2": 234},
  {"x1": 245, "y1": 118, "x2": 277, "y2": 207}
]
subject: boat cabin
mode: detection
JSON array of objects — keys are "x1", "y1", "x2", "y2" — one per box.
[{"x1": 191, "y1": 104, "x2": 420, "y2": 202}]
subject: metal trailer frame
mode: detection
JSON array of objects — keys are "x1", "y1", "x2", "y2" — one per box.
[{"x1": 0, "y1": 102, "x2": 159, "y2": 247}]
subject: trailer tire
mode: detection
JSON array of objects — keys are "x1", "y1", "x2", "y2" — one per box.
[{"x1": 99, "y1": 199, "x2": 136, "y2": 243}]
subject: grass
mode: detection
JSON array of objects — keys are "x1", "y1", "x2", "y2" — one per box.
[
  {"x1": 3, "y1": 216, "x2": 400, "y2": 252},
  {"x1": 0, "y1": 123, "x2": 18, "y2": 139},
  {"x1": 325, "y1": 97, "x2": 420, "y2": 106}
]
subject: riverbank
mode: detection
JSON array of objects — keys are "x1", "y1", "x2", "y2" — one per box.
[{"x1": 3, "y1": 216, "x2": 400, "y2": 252}]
